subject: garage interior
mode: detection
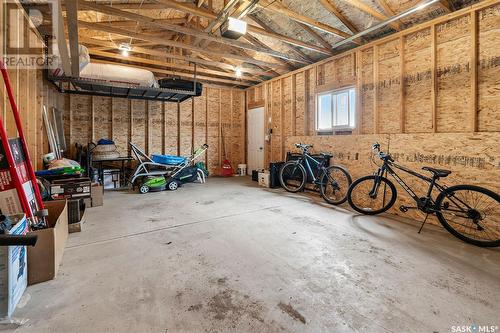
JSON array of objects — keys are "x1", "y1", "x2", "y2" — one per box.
[{"x1": 0, "y1": 0, "x2": 498, "y2": 332}]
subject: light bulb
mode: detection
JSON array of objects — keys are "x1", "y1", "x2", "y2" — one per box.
[{"x1": 235, "y1": 67, "x2": 242, "y2": 78}]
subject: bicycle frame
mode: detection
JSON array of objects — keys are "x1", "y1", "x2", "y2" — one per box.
[
  {"x1": 293, "y1": 151, "x2": 327, "y2": 183},
  {"x1": 373, "y1": 159, "x2": 447, "y2": 204}
]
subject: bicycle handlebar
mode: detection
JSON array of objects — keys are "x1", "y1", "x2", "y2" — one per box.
[
  {"x1": 0, "y1": 234, "x2": 38, "y2": 247},
  {"x1": 371, "y1": 142, "x2": 394, "y2": 162},
  {"x1": 295, "y1": 143, "x2": 313, "y2": 150}
]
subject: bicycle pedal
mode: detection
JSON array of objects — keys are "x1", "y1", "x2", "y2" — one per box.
[{"x1": 399, "y1": 205, "x2": 409, "y2": 213}]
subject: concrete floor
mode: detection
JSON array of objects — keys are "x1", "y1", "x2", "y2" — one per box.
[{"x1": 7, "y1": 177, "x2": 500, "y2": 333}]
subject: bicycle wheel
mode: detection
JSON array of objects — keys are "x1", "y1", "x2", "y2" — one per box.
[
  {"x1": 435, "y1": 185, "x2": 499, "y2": 247},
  {"x1": 347, "y1": 175, "x2": 397, "y2": 215},
  {"x1": 319, "y1": 165, "x2": 352, "y2": 205},
  {"x1": 279, "y1": 161, "x2": 306, "y2": 193}
]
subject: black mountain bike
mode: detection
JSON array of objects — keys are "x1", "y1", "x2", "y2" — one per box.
[
  {"x1": 347, "y1": 143, "x2": 499, "y2": 247},
  {"x1": 279, "y1": 143, "x2": 352, "y2": 205}
]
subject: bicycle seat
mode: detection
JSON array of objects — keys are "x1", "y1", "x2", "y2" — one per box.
[
  {"x1": 422, "y1": 167, "x2": 451, "y2": 178},
  {"x1": 320, "y1": 152, "x2": 332, "y2": 159}
]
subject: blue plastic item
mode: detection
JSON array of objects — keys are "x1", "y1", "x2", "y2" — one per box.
[
  {"x1": 97, "y1": 139, "x2": 115, "y2": 145},
  {"x1": 151, "y1": 154, "x2": 186, "y2": 165}
]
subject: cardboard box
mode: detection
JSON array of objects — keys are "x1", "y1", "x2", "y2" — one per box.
[
  {"x1": 50, "y1": 177, "x2": 91, "y2": 200},
  {"x1": 91, "y1": 183, "x2": 103, "y2": 207},
  {"x1": 0, "y1": 214, "x2": 28, "y2": 317},
  {"x1": 258, "y1": 172, "x2": 270, "y2": 188},
  {"x1": 27, "y1": 200, "x2": 68, "y2": 285}
]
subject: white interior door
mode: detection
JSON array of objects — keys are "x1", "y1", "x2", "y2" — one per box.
[{"x1": 247, "y1": 107, "x2": 265, "y2": 174}]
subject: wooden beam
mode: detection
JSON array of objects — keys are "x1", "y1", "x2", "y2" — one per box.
[
  {"x1": 66, "y1": 0, "x2": 80, "y2": 77},
  {"x1": 79, "y1": 36, "x2": 274, "y2": 77},
  {"x1": 247, "y1": 14, "x2": 321, "y2": 60},
  {"x1": 93, "y1": 18, "x2": 189, "y2": 28},
  {"x1": 291, "y1": 74, "x2": 296, "y2": 136},
  {"x1": 152, "y1": 0, "x2": 333, "y2": 54},
  {"x1": 377, "y1": 0, "x2": 396, "y2": 16},
  {"x1": 77, "y1": 21, "x2": 290, "y2": 70},
  {"x1": 77, "y1": 0, "x2": 308, "y2": 63},
  {"x1": 470, "y1": 10, "x2": 478, "y2": 132},
  {"x1": 91, "y1": 58, "x2": 253, "y2": 87},
  {"x1": 54, "y1": 0, "x2": 72, "y2": 75},
  {"x1": 243, "y1": 34, "x2": 296, "y2": 69},
  {"x1": 355, "y1": 51, "x2": 362, "y2": 134},
  {"x1": 318, "y1": 0, "x2": 359, "y2": 34},
  {"x1": 87, "y1": 48, "x2": 262, "y2": 82},
  {"x1": 399, "y1": 36, "x2": 405, "y2": 133},
  {"x1": 376, "y1": 0, "x2": 408, "y2": 29},
  {"x1": 256, "y1": 0, "x2": 354, "y2": 40},
  {"x1": 438, "y1": 0, "x2": 452, "y2": 12},
  {"x1": 297, "y1": 23, "x2": 333, "y2": 50},
  {"x1": 431, "y1": 25, "x2": 437, "y2": 133},
  {"x1": 341, "y1": 0, "x2": 400, "y2": 31},
  {"x1": 373, "y1": 45, "x2": 379, "y2": 134},
  {"x1": 89, "y1": 49, "x2": 259, "y2": 85}
]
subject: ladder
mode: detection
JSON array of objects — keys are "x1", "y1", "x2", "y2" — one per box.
[{"x1": 0, "y1": 60, "x2": 46, "y2": 224}]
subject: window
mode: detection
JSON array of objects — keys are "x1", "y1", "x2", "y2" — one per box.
[{"x1": 316, "y1": 88, "x2": 356, "y2": 132}]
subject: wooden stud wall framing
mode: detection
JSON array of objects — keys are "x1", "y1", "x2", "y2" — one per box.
[
  {"x1": 246, "y1": 0, "x2": 499, "y2": 138},
  {"x1": 470, "y1": 10, "x2": 478, "y2": 132},
  {"x1": 65, "y1": 86, "x2": 245, "y2": 175},
  {"x1": 245, "y1": 0, "x2": 500, "y2": 225},
  {"x1": 431, "y1": 24, "x2": 437, "y2": 133}
]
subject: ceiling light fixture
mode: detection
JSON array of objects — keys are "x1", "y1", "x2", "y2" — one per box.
[
  {"x1": 221, "y1": 17, "x2": 248, "y2": 40},
  {"x1": 119, "y1": 43, "x2": 132, "y2": 57},
  {"x1": 235, "y1": 67, "x2": 242, "y2": 78}
]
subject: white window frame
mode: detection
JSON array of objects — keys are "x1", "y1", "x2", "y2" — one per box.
[{"x1": 316, "y1": 87, "x2": 356, "y2": 132}]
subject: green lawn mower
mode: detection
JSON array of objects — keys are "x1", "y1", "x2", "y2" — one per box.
[{"x1": 139, "y1": 176, "x2": 180, "y2": 194}]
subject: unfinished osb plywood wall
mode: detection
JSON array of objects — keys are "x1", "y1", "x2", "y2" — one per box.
[
  {"x1": 0, "y1": 1, "x2": 56, "y2": 169},
  {"x1": 65, "y1": 87, "x2": 246, "y2": 175},
  {"x1": 246, "y1": 1, "x2": 500, "y2": 223}
]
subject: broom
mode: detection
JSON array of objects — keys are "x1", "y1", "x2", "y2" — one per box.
[{"x1": 219, "y1": 125, "x2": 233, "y2": 177}]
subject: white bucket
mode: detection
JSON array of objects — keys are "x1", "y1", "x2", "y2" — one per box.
[{"x1": 237, "y1": 164, "x2": 247, "y2": 176}]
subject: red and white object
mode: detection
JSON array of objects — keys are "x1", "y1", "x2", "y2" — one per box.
[
  {"x1": 0, "y1": 61, "x2": 45, "y2": 220},
  {"x1": 220, "y1": 159, "x2": 234, "y2": 177}
]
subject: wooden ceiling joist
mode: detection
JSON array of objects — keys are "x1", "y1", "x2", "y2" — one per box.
[
  {"x1": 89, "y1": 51, "x2": 257, "y2": 86},
  {"x1": 438, "y1": 0, "x2": 452, "y2": 12},
  {"x1": 150, "y1": 0, "x2": 333, "y2": 55},
  {"x1": 91, "y1": 58, "x2": 251, "y2": 87},
  {"x1": 93, "y1": 18, "x2": 189, "y2": 28},
  {"x1": 318, "y1": 0, "x2": 359, "y2": 34},
  {"x1": 255, "y1": 0, "x2": 356, "y2": 41},
  {"x1": 297, "y1": 23, "x2": 333, "y2": 50},
  {"x1": 65, "y1": 0, "x2": 80, "y2": 77},
  {"x1": 78, "y1": 36, "x2": 275, "y2": 78},
  {"x1": 77, "y1": 20, "x2": 290, "y2": 70},
  {"x1": 87, "y1": 49, "x2": 262, "y2": 83},
  {"x1": 77, "y1": 0, "x2": 307, "y2": 64},
  {"x1": 341, "y1": 0, "x2": 400, "y2": 31}
]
